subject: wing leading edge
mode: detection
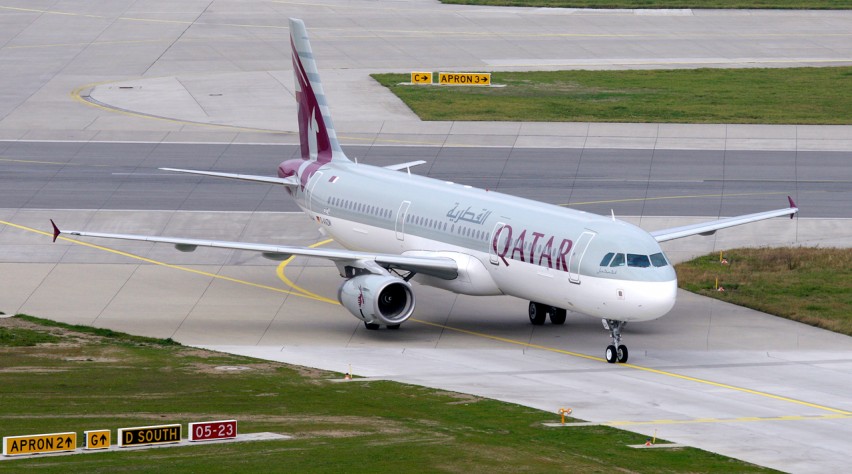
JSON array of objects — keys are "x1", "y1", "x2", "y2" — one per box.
[
  {"x1": 650, "y1": 196, "x2": 798, "y2": 242},
  {"x1": 50, "y1": 221, "x2": 458, "y2": 280}
]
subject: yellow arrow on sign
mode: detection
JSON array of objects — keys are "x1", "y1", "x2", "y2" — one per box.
[
  {"x1": 410, "y1": 72, "x2": 433, "y2": 84},
  {"x1": 84, "y1": 429, "x2": 111, "y2": 450}
]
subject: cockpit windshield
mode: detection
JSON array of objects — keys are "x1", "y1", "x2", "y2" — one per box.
[{"x1": 600, "y1": 252, "x2": 668, "y2": 268}]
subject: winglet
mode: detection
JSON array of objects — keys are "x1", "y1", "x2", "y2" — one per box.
[
  {"x1": 50, "y1": 219, "x2": 60, "y2": 242},
  {"x1": 788, "y1": 196, "x2": 798, "y2": 219}
]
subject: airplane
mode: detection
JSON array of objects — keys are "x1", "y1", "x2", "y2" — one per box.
[{"x1": 51, "y1": 18, "x2": 799, "y2": 364}]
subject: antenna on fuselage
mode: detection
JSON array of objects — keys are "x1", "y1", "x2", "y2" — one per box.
[{"x1": 611, "y1": 209, "x2": 615, "y2": 221}]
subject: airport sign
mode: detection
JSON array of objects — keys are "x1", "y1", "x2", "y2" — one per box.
[
  {"x1": 119, "y1": 424, "x2": 181, "y2": 447},
  {"x1": 438, "y1": 72, "x2": 491, "y2": 85},
  {"x1": 410, "y1": 72, "x2": 432, "y2": 84},
  {"x1": 3, "y1": 432, "x2": 76, "y2": 456},
  {"x1": 84, "y1": 429, "x2": 111, "y2": 450},
  {"x1": 189, "y1": 420, "x2": 238, "y2": 442}
]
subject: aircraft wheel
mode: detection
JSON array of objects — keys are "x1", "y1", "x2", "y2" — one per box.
[
  {"x1": 364, "y1": 322, "x2": 380, "y2": 330},
  {"x1": 605, "y1": 345, "x2": 618, "y2": 363},
  {"x1": 387, "y1": 324, "x2": 401, "y2": 330},
  {"x1": 617, "y1": 344, "x2": 628, "y2": 363},
  {"x1": 550, "y1": 308, "x2": 567, "y2": 325},
  {"x1": 528, "y1": 302, "x2": 546, "y2": 325}
]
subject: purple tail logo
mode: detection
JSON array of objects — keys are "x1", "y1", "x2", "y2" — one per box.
[{"x1": 291, "y1": 35, "x2": 332, "y2": 164}]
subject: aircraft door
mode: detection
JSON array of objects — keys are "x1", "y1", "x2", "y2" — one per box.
[
  {"x1": 568, "y1": 231, "x2": 596, "y2": 283},
  {"x1": 395, "y1": 201, "x2": 411, "y2": 241},
  {"x1": 305, "y1": 171, "x2": 323, "y2": 212}
]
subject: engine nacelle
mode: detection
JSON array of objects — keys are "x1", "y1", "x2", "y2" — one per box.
[{"x1": 337, "y1": 274, "x2": 415, "y2": 326}]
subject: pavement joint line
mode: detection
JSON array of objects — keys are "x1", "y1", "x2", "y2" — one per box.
[{"x1": 5, "y1": 218, "x2": 851, "y2": 417}]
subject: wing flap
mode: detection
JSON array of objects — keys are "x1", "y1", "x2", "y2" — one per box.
[{"x1": 650, "y1": 197, "x2": 798, "y2": 242}]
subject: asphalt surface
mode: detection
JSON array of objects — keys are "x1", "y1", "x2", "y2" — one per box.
[{"x1": 2, "y1": 141, "x2": 849, "y2": 219}]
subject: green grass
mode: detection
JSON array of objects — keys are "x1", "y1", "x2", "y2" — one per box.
[
  {"x1": 372, "y1": 67, "x2": 852, "y2": 124},
  {"x1": 676, "y1": 247, "x2": 852, "y2": 335},
  {"x1": 441, "y1": 0, "x2": 852, "y2": 9},
  {"x1": 0, "y1": 315, "x2": 776, "y2": 473}
]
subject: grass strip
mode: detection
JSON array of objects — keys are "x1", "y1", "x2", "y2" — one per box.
[
  {"x1": 372, "y1": 67, "x2": 852, "y2": 124},
  {"x1": 0, "y1": 315, "x2": 775, "y2": 472},
  {"x1": 440, "y1": 0, "x2": 852, "y2": 9},
  {"x1": 676, "y1": 247, "x2": 852, "y2": 335}
]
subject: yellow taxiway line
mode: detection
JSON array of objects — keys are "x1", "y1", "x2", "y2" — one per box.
[{"x1": 3, "y1": 216, "x2": 849, "y2": 418}]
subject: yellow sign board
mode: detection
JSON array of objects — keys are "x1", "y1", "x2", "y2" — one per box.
[
  {"x1": 84, "y1": 430, "x2": 111, "y2": 450},
  {"x1": 410, "y1": 72, "x2": 432, "y2": 84},
  {"x1": 3, "y1": 432, "x2": 76, "y2": 456},
  {"x1": 119, "y1": 424, "x2": 180, "y2": 447},
  {"x1": 438, "y1": 72, "x2": 491, "y2": 86}
]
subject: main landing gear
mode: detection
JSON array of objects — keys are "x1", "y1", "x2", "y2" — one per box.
[
  {"x1": 528, "y1": 302, "x2": 567, "y2": 325},
  {"x1": 364, "y1": 323, "x2": 400, "y2": 330},
  {"x1": 602, "y1": 319, "x2": 628, "y2": 364}
]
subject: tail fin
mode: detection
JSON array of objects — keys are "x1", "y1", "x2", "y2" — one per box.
[{"x1": 289, "y1": 18, "x2": 349, "y2": 163}]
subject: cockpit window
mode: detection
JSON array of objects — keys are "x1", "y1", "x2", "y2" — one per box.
[
  {"x1": 609, "y1": 253, "x2": 626, "y2": 267},
  {"x1": 650, "y1": 252, "x2": 669, "y2": 267},
  {"x1": 599, "y1": 252, "x2": 614, "y2": 267},
  {"x1": 627, "y1": 254, "x2": 651, "y2": 268}
]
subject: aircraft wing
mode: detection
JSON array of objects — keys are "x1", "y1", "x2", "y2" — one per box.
[
  {"x1": 50, "y1": 221, "x2": 458, "y2": 280},
  {"x1": 159, "y1": 167, "x2": 299, "y2": 186},
  {"x1": 650, "y1": 196, "x2": 798, "y2": 242}
]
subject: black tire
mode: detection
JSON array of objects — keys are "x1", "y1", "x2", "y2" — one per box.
[
  {"x1": 617, "y1": 345, "x2": 628, "y2": 363},
  {"x1": 364, "y1": 322, "x2": 380, "y2": 330},
  {"x1": 387, "y1": 324, "x2": 401, "y2": 330},
  {"x1": 550, "y1": 307, "x2": 567, "y2": 325},
  {"x1": 528, "y1": 302, "x2": 546, "y2": 325},
  {"x1": 605, "y1": 345, "x2": 617, "y2": 363}
]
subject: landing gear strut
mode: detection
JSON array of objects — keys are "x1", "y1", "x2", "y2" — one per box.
[{"x1": 602, "y1": 319, "x2": 628, "y2": 364}]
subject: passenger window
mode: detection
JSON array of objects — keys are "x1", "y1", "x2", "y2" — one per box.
[
  {"x1": 627, "y1": 254, "x2": 651, "y2": 268},
  {"x1": 650, "y1": 252, "x2": 669, "y2": 267},
  {"x1": 599, "y1": 252, "x2": 614, "y2": 266},
  {"x1": 609, "y1": 253, "x2": 626, "y2": 267}
]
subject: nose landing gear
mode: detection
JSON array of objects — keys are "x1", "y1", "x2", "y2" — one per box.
[{"x1": 602, "y1": 319, "x2": 628, "y2": 364}]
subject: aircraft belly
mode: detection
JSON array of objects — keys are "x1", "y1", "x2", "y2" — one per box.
[{"x1": 490, "y1": 261, "x2": 677, "y2": 322}]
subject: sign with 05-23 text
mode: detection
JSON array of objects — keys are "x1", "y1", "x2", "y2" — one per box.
[
  {"x1": 410, "y1": 72, "x2": 432, "y2": 84},
  {"x1": 84, "y1": 429, "x2": 111, "y2": 450},
  {"x1": 189, "y1": 420, "x2": 238, "y2": 442},
  {"x1": 438, "y1": 72, "x2": 491, "y2": 85},
  {"x1": 119, "y1": 424, "x2": 180, "y2": 447},
  {"x1": 3, "y1": 432, "x2": 76, "y2": 456}
]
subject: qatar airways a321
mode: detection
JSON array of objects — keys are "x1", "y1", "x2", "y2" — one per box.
[{"x1": 52, "y1": 19, "x2": 798, "y2": 363}]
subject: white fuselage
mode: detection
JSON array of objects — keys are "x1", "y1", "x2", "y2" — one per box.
[{"x1": 291, "y1": 161, "x2": 678, "y2": 323}]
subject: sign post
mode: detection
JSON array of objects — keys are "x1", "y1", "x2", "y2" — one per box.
[
  {"x1": 84, "y1": 429, "x2": 111, "y2": 450},
  {"x1": 3, "y1": 432, "x2": 76, "y2": 456},
  {"x1": 189, "y1": 420, "x2": 238, "y2": 442},
  {"x1": 118, "y1": 424, "x2": 181, "y2": 447},
  {"x1": 438, "y1": 72, "x2": 491, "y2": 86}
]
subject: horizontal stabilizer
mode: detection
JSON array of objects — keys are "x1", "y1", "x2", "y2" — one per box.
[
  {"x1": 159, "y1": 168, "x2": 299, "y2": 186},
  {"x1": 384, "y1": 160, "x2": 427, "y2": 172}
]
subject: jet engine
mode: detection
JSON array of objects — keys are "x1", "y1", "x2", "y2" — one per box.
[{"x1": 337, "y1": 274, "x2": 415, "y2": 326}]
